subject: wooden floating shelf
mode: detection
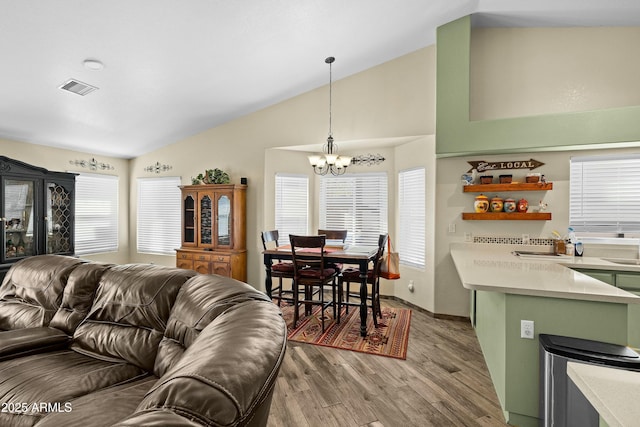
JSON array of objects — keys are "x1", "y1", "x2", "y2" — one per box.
[
  {"x1": 462, "y1": 212, "x2": 552, "y2": 221},
  {"x1": 462, "y1": 183, "x2": 553, "y2": 193}
]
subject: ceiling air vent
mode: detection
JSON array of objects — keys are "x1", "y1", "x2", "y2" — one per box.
[{"x1": 59, "y1": 79, "x2": 98, "y2": 96}]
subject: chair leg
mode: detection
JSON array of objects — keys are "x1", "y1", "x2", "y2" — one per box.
[
  {"x1": 320, "y1": 284, "x2": 325, "y2": 333},
  {"x1": 337, "y1": 281, "x2": 342, "y2": 324},
  {"x1": 292, "y1": 281, "x2": 299, "y2": 328},
  {"x1": 276, "y1": 277, "x2": 283, "y2": 306}
]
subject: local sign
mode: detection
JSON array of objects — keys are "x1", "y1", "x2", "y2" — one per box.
[{"x1": 466, "y1": 159, "x2": 545, "y2": 173}]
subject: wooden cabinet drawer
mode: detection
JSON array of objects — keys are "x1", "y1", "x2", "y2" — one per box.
[
  {"x1": 177, "y1": 251, "x2": 193, "y2": 260},
  {"x1": 195, "y1": 253, "x2": 212, "y2": 262},
  {"x1": 211, "y1": 254, "x2": 230, "y2": 263}
]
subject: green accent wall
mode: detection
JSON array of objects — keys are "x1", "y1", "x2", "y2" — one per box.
[{"x1": 435, "y1": 16, "x2": 640, "y2": 156}]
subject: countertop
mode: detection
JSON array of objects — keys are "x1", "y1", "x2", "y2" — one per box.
[
  {"x1": 568, "y1": 362, "x2": 640, "y2": 427},
  {"x1": 450, "y1": 243, "x2": 640, "y2": 304}
]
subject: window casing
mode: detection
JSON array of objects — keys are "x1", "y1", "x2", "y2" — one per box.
[
  {"x1": 74, "y1": 173, "x2": 118, "y2": 255},
  {"x1": 319, "y1": 172, "x2": 388, "y2": 246},
  {"x1": 570, "y1": 154, "x2": 640, "y2": 237},
  {"x1": 137, "y1": 177, "x2": 182, "y2": 255},
  {"x1": 275, "y1": 174, "x2": 309, "y2": 245},
  {"x1": 398, "y1": 167, "x2": 425, "y2": 269}
]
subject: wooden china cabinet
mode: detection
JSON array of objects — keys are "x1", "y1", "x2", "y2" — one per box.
[
  {"x1": 176, "y1": 184, "x2": 247, "y2": 281},
  {"x1": 0, "y1": 156, "x2": 76, "y2": 281}
]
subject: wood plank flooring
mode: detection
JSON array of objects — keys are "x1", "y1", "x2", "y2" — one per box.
[{"x1": 267, "y1": 298, "x2": 509, "y2": 427}]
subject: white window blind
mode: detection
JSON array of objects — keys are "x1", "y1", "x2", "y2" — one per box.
[
  {"x1": 74, "y1": 173, "x2": 118, "y2": 255},
  {"x1": 398, "y1": 167, "x2": 425, "y2": 268},
  {"x1": 275, "y1": 174, "x2": 308, "y2": 245},
  {"x1": 320, "y1": 172, "x2": 388, "y2": 246},
  {"x1": 570, "y1": 155, "x2": 640, "y2": 235},
  {"x1": 137, "y1": 177, "x2": 182, "y2": 255}
]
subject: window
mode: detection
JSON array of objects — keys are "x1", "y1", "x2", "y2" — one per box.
[
  {"x1": 320, "y1": 172, "x2": 388, "y2": 246},
  {"x1": 137, "y1": 177, "x2": 182, "y2": 255},
  {"x1": 398, "y1": 167, "x2": 425, "y2": 268},
  {"x1": 570, "y1": 154, "x2": 640, "y2": 236},
  {"x1": 75, "y1": 173, "x2": 119, "y2": 255},
  {"x1": 275, "y1": 174, "x2": 308, "y2": 245}
]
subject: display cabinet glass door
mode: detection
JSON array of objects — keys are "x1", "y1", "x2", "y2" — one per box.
[
  {"x1": 182, "y1": 192, "x2": 196, "y2": 246},
  {"x1": 3, "y1": 179, "x2": 36, "y2": 261},
  {"x1": 198, "y1": 191, "x2": 215, "y2": 248},
  {"x1": 46, "y1": 181, "x2": 73, "y2": 254},
  {"x1": 215, "y1": 193, "x2": 232, "y2": 248}
]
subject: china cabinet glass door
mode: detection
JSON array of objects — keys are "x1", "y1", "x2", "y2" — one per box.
[
  {"x1": 45, "y1": 181, "x2": 73, "y2": 254},
  {"x1": 198, "y1": 192, "x2": 214, "y2": 248},
  {"x1": 215, "y1": 193, "x2": 232, "y2": 247},
  {"x1": 3, "y1": 179, "x2": 36, "y2": 261}
]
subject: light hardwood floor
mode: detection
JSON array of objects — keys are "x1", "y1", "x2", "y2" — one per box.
[{"x1": 267, "y1": 298, "x2": 509, "y2": 427}]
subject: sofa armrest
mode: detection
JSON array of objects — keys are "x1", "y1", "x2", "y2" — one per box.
[
  {"x1": 134, "y1": 299, "x2": 287, "y2": 427},
  {"x1": 0, "y1": 327, "x2": 70, "y2": 361}
]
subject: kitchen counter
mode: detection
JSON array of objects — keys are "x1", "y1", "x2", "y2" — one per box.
[
  {"x1": 450, "y1": 243, "x2": 640, "y2": 304},
  {"x1": 568, "y1": 362, "x2": 640, "y2": 427},
  {"x1": 449, "y1": 243, "x2": 640, "y2": 427}
]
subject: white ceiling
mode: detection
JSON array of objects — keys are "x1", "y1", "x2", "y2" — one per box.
[{"x1": 2, "y1": 0, "x2": 640, "y2": 159}]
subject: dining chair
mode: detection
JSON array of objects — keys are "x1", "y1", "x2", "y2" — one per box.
[
  {"x1": 261, "y1": 230, "x2": 295, "y2": 306},
  {"x1": 289, "y1": 234, "x2": 342, "y2": 332},
  {"x1": 317, "y1": 229, "x2": 348, "y2": 243},
  {"x1": 317, "y1": 229, "x2": 348, "y2": 272},
  {"x1": 339, "y1": 233, "x2": 388, "y2": 328}
]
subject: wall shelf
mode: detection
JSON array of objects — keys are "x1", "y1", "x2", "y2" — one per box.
[
  {"x1": 462, "y1": 182, "x2": 553, "y2": 193},
  {"x1": 462, "y1": 212, "x2": 552, "y2": 221}
]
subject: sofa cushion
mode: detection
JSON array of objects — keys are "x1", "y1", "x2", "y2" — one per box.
[
  {"x1": 112, "y1": 409, "x2": 204, "y2": 426},
  {"x1": 71, "y1": 264, "x2": 195, "y2": 372},
  {"x1": 138, "y1": 298, "x2": 287, "y2": 427},
  {"x1": 49, "y1": 262, "x2": 112, "y2": 335},
  {"x1": 34, "y1": 377, "x2": 157, "y2": 427},
  {"x1": 0, "y1": 255, "x2": 84, "y2": 330},
  {"x1": 0, "y1": 327, "x2": 70, "y2": 362},
  {"x1": 0, "y1": 350, "x2": 147, "y2": 427},
  {"x1": 153, "y1": 274, "x2": 271, "y2": 377}
]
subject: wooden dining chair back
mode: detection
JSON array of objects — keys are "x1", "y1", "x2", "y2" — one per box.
[
  {"x1": 317, "y1": 229, "x2": 348, "y2": 243},
  {"x1": 340, "y1": 233, "x2": 389, "y2": 328},
  {"x1": 261, "y1": 230, "x2": 294, "y2": 306},
  {"x1": 289, "y1": 234, "x2": 342, "y2": 332}
]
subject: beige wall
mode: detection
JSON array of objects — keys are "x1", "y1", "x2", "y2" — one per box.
[
  {"x1": 470, "y1": 27, "x2": 640, "y2": 120},
  {"x1": 0, "y1": 138, "x2": 130, "y2": 265},
  {"x1": 129, "y1": 45, "x2": 437, "y2": 301}
]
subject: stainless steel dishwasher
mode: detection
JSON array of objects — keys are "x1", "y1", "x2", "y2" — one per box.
[{"x1": 539, "y1": 334, "x2": 640, "y2": 427}]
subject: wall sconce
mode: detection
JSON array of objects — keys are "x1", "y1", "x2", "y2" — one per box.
[
  {"x1": 69, "y1": 158, "x2": 114, "y2": 171},
  {"x1": 144, "y1": 162, "x2": 172, "y2": 173},
  {"x1": 351, "y1": 153, "x2": 386, "y2": 166}
]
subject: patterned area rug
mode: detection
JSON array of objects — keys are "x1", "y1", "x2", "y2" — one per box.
[{"x1": 278, "y1": 302, "x2": 411, "y2": 359}]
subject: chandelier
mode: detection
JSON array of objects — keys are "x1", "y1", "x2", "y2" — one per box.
[{"x1": 308, "y1": 57, "x2": 351, "y2": 175}]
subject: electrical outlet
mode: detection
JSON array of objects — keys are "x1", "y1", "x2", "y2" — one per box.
[
  {"x1": 521, "y1": 320, "x2": 534, "y2": 339},
  {"x1": 448, "y1": 223, "x2": 456, "y2": 233},
  {"x1": 464, "y1": 232, "x2": 472, "y2": 242},
  {"x1": 522, "y1": 234, "x2": 530, "y2": 245},
  {"x1": 408, "y1": 280, "x2": 415, "y2": 292}
]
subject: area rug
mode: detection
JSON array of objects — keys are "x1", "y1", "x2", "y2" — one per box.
[{"x1": 278, "y1": 302, "x2": 411, "y2": 359}]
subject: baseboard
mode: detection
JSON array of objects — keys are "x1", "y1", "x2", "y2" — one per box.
[{"x1": 381, "y1": 295, "x2": 470, "y2": 323}]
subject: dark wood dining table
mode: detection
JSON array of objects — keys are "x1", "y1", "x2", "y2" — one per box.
[{"x1": 262, "y1": 245, "x2": 378, "y2": 337}]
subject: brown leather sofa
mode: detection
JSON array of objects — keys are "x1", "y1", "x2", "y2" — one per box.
[{"x1": 0, "y1": 255, "x2": 287, "y2": 427}]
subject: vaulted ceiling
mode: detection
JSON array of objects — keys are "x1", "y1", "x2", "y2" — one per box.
[{"x1": 2, "y1": 0, "x2": 639, "y2": 158}]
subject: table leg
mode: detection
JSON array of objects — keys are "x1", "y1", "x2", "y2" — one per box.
[
  {"x1": 264, "y1": 255, "x2": 273, "y2": 299},
  {"x1": 359, "y1": 260, "x2": 368, "y2": 337}
]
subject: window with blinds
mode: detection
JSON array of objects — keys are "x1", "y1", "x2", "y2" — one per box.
[
  {"x1": 137, "y1": 177, "x2": 182, "y2": 255},
  {"x1": 570, "y1": 154, "x2": 640, "y2": 236},
  {"x1": 74, "y1": 173, "x2": 119, "y2": 255},
  {"x1": 275, "y1": 174, "x2": 309, "y2": 245},
  {"x1": 319, "y1": 172, "x2": 388, "y2": 246},
  {"x1": 398, "y1": 167, "x2": 425, "y2": 268}
]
